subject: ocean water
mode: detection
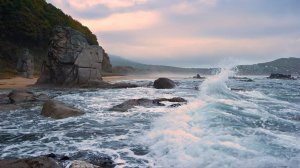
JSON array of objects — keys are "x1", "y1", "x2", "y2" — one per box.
[{"x1": 0, "y1": 71, "x2": 300, "y2": 168}]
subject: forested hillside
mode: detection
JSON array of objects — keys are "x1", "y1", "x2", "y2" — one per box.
[{"x1": 0, "y1": 0, "x2": 99, "y2": 78}]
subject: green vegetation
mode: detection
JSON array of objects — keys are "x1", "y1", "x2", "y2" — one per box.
[{"x1": 0, "y1": 0, "x2": 98, "y2": 78}]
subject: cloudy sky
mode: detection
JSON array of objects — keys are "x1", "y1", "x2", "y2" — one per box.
[{"x1": 46, "y1": 0, "x2": 300, "y2": 67}]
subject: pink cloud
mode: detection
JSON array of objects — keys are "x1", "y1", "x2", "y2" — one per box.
[
  {"x1": 50, "y1": 0, "x2": 148, "y2": 10},
  {"x1": 81, "y1": 11, "x2": 160, "y2": 32}
]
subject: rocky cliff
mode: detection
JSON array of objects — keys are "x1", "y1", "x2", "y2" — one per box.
[
  {"x1": 0, "y1": 0, "x2": 112, "y2": 78},
  {"x1": 37, "y1": 26, "x2": 107, "y2": 86}
]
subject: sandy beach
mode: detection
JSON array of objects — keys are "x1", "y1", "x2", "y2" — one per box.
[
  {"x1": 0, "y1": 75, "x2": 142, "y2": 89},
  {"x1": 0, "y1": 77, "x2": 38, "y2": 89}
]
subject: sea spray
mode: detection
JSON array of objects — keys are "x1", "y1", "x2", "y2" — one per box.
[{"x1": 141, "y1": 69, "x2": 300, "y2": 168}]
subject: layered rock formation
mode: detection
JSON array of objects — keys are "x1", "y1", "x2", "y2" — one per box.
[
  {"x1": 37, "y1": 26, "x2": 111, "y2": 86},
  {"x1": 16, "y1": 48, "x2": 34, "y2": 78}
]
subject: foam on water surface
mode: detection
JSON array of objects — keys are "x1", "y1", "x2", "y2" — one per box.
[{"x1": 0, "y1": 72, "x2": 300, "y2": 167}]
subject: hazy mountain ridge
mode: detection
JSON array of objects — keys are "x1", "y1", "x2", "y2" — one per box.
[
  {"x1": 111, "y1": 55, "x2": 300, "y2": 76},
  {"x1": 110, "y1": 55, "x2": 218, "y2": 75},
  {"x1": 236, "y1": 57, "x2": 300, "y2": 75}
]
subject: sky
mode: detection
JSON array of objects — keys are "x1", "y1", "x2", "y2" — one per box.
[{"x1": 46, "y1": 0, "x2": 300, "y2": 68}]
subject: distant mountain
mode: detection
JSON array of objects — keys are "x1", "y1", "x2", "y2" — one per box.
[
  {"x1": 236, "y1": 57, "x2": 300, "y2": 75},
  {"x1": 110, "y1": 55, "x2": 218, "y2": 75}
]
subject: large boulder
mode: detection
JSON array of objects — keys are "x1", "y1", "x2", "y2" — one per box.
[
  {"x1": 37, "y1": 26, "x2": 110, "y2": 86},
  {"x1": 153, "y1": 78, "x2": 176, "y2": 89},
  {"x1": 41, "y1": 100, "x2": 84, "y2": 119},
  {"x1": 0, "y1": 156, "x2": 62, "y2": 168},
  {"x1": 16, "y1": 48, "x2": 34, "y2": 78}
]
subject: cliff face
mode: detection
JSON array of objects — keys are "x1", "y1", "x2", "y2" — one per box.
[
  {"x1": 37, "y1": 26, "x2": 105, "y2": 86},
  {"x1": 0, "y1": 0, "x2": 112, "y2": 77}
]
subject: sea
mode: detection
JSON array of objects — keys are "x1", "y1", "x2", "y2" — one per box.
[{"x1": 0, "y1": 70, "x2": 300, "y2": 168}]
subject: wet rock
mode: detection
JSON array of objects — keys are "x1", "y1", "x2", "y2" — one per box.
[
  {"x1": 37, "y1": 26, "x2": 108, "y2": 87},
  {"x1": 34, "y1": 93, "x2": 50, "y2": 101},
  {"x1": 193, "y1": 74, "x2": 205, "y2": 79},
  {"x1": 16, "y1": 48, "x2": 34, "y2": 78},
  {"x1": 69, "y1": 151, "x2": 114, "y2": 168},
  {"x1": 8, "y1": 90, "x2": 35, "y2": 103},
  {"x1": 0, "y1": 156, "x2": 62, "y2": 168},
  {"x1": 110, "y1": 97, "x2": 187, "y2": 112},
  {"x1": 268, "y1": 73, "x2": 295, "y2": 80},
  {"x1": 229, "y1": 76, "x2": 254, "y2": 82},
  {"x1": 60, "y1": 155, "x2": 70, "y2": 161},
  {"x1": 70, "y1": 160, "x2": 100, "y2": 168},
  {"x1": 41, "y1": 100, "x2": 84, "y2": 119},
  {"x1": 153, "y1": 78, "x2": 176, "y2": 89}
]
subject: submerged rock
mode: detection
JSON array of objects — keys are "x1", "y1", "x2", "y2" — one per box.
[
  {"x1": 110, "y1": 97, "x2": 187, "y2": 112},
  {"x1": 41, "y1": 100, "x2": 84, "y2": 119},
  {"x1": 153, "y1": 78, "x2": 176, "y2": 89},
  {"x1": 0, "y1": 156, "x2": 62, "y2": 168}
]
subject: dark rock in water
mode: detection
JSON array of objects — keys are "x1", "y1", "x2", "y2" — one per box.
[
  {"x1": 193, "y1": 74, "x2": 205, "y2": 79},
  {"x1": 34, "y1": 93, "x2": 50, "y2": 101},
  {"x1": 230, "y1": 88, "x2": 245, "y2": 91},
  {"x1": 69, "y1": 151, "x2": 114, "y2": 168},
  {"x1": 8, "y1": 90, "x2": 35, "y2": 103},
  {"x1": 60, "y1": 155, "x2": 70, "y2": 161},
  {"x1": 37, "y1": 26, "x2": 105, "y2": 87},
  {"x1": 110, "y1": 97, "x2": 187, "y2": 112},
  {"x1": 169, "y1": 103, "x2": 182, "y2": 108},
  {"x1": 153, "y1": 78, "x2": 176, "y2": 89},
  {"x1": 70, "y1": 160, "x2": 100, "y2": 168},
  {"x1": 268, "y1": 73, "x2": 295, "y2": 80},
  {"x1": 229, "y1": 76, "x2": 254, "y2": 82},
  {"x1": 0, "y1": 156, "x2": 62, "y2": 168},
  {"x1": 47, "y1": 153, "x2": 57, "y2": 158},
  {"x1": 41, "y1": 100, "x2": 84, "y2": 119},
  {"x1": 7, "y1": 90, "x2": 49, "y2": 103},
  {"x1": 16, "y1": 48, "x2": 34, "y2": 78}
]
